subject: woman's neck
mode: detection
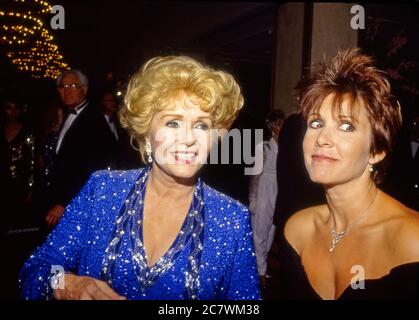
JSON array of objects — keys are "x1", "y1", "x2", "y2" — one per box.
[
  {"x1": 147, "y1": 165, "x2": 196, "y2": 201},
  {"x1": 324, "y1": 176, "x2": 378, "y2": 232}
]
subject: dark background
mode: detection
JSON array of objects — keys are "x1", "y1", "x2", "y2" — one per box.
[{"x1": 1, "y1": 1, "x2": 418, "y2": 204}]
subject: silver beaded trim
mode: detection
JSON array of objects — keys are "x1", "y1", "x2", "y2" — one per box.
[{"x1": 101, "y1": 166, "x2": 205, "y2": 299}]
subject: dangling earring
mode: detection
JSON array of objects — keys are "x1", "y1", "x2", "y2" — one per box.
[
  {"x1": 368, "y1": 163, "x2": 374, "y2": 173},
  {"x1": 145, "y1": 138, "x2": 153, "y2": 163}
]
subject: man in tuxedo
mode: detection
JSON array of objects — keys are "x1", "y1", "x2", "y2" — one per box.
[
  {"x1": 99, "y1": 90, "x2": 143, "y2": 170},
  {"x1": 101, "y1": 91, "x2": 119, "y2": 142},
  {"x1": 45, "y1": 70, "x2": 116, "y2": 227}
]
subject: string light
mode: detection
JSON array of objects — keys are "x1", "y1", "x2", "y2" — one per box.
[{"x1": 0, "y1": 0, "x2": 70, "y2": 78}]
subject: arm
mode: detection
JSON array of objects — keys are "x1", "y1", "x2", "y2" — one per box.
[
  {"x1": 251, "y1": 204, "x2": 271, "y2": 277},
  {"x1": 249, "y1": 143, "x2": 270, "y2": 276},
  {"x1": 19, "y1": 173, "x2": 97, "y2": 299},
  {"x1": 225, "y1": 206, "x2": 261, "y2": 300}
]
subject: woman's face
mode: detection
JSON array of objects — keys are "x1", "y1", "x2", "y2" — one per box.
[
  {"x1": 147, "y1": 95, "x2": 214, "y2": 181},
  {"x1": 303, "y1": 94, "x2": 382, "y2": 186},
  {"x1": 3, "y1": 102, "x2": 21, "y2": 121}
]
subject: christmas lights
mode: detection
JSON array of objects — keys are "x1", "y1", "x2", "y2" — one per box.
[{"x1": 0, "y1": 0, "x2": 69, "y2": 78}]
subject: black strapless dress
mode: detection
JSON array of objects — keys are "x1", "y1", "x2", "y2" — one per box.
[{"x1": 275, "y1": 231, "x2": 419, "y2": 300}]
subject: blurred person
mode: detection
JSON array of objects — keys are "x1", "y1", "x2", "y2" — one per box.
[
  {"x1": 101, "y1": 91, "x2": 120, "y2": 141},
  {"x1": 248, "y1": 110, "x2": 285, "y2": 288},
  {"x1": 99, "y1": 90, "x2": 142, "y2": 169},
  {"x1": 45, "y1": 70, "x2": 116, "y2": 227},
  {"x1": 0, "y1": 95, "x2": 37, "y2": 298},
  {"x1": 408, "y1": 115, "x2": 419, "y2": 208},
  {"x1": 32, "y1": 102, "x2": 64, "y2": 237},
  {"x1": 0, "y1": 96, "x2": 36, "y2": 229},
  {"x1": 410, "y1": 116, "x2": 419, "y2": 180},
  {"x1": 37, "y1": 102, "x2": 64, "y2": 191}
]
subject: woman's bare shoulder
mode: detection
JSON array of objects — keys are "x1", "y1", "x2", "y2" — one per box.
[
  {"x1": 284, "y1": 204, "x2": 327, "y2": 252},
  {"x1": 396, "y1": 207, "x2": 419, "y2": 260},
  {"x1": 382, "y1": 194, "x2": 419, "y2": 261}
]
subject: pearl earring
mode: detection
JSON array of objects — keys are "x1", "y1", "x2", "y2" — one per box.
[
  {"x1": 145, "y1": 138, "x2": 152, "y2": 163},
  {"x1": 368, "y1": 163, "x2": 374, "y2": 173}
]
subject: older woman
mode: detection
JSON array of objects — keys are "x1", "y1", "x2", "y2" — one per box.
[
  {"x1": 277, "y1": 48, "x2": 419, "y2": 299},
  {"x1": 19, "y1": 56, "x2": 260, "y2": 300}
]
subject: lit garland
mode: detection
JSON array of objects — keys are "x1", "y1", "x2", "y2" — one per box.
[{"x1": 0, "y1": 0, "x2": 69, "y2": 79}]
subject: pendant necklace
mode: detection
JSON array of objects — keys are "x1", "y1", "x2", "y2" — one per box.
[{"x1": 329, "y1": 189, "x2": 378, "y2": 252}]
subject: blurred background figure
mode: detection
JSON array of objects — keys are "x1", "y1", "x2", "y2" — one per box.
[
  {"x1": 45, "y1": 69, "x2": 116, "y2": 228},
  {"x1": 99, "y1": 89, "x2": 143, "y2": 170},
  {"x1": 249, "y1": 109, "x2": 285, "y2": 291},
  {"x1": 0, "y1": 95, "x2": 37, "y2": 230},
  {"x1": 32, "y1": 101, "x2": 64, "y2": 239},
  {"x1": 408, "y1": 115, "x2": 419, "y2": 206},
  {"x1": 101, "y1": 91, "x2": 120, "y2": 142},
  {"x1": 0, "y1": 95, "x2": 38, "y2": 298}
]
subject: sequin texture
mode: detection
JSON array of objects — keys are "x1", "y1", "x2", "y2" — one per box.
[{"x1": 19, "y1": 167, "x2": 261, "y2": 300}]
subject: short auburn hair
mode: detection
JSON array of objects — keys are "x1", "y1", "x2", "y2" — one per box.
[
  {"x1": 300, "y1": 48, "x2": 402, "y2": 184},
  {"x1": 119, "y1": 56, "x2": 244, "y2": 163}
]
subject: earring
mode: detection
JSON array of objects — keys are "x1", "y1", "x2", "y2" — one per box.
[
  {"x1": 145, "y1": 138, "x2": 153, "y2": 163},
  {"x1": 368, "y1": 163, "x2": 374, "y2": 173}
]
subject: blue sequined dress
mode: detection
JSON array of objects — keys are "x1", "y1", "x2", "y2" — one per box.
[{"x1": 19, "y1": 166, "x2": 261, "y2": 300}]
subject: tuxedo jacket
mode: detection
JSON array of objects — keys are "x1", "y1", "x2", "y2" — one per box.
[
  {"x1": 113, "y1": 121, "x2": 143, "y2": 170},
  {"x1": 50, "y1": 103, "x2": 117, "y2": 207}
]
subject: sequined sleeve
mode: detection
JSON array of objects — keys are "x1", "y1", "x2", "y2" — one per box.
[
  {"x1": 225, "y1": 206, "x2": 261, "y2": 300},
  {"x1": 19, "y1": 173, "x2": 98, "y2": 300}
]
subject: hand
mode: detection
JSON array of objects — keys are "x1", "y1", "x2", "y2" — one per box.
[
  {"x1": 54, "y1": 273, "x2": 127, "y2": 300},
  {"x1": 46, "y1": 205, "x2": 65, "y2": 227}
]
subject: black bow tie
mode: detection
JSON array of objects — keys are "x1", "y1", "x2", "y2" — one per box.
[{"x1": 64, "y1": 107, "x2": 78, "y2": 116}]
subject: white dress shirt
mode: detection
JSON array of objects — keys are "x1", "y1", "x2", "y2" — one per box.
[{"x1": 56, "y1": 101, "x2": 88, "y2": 154}]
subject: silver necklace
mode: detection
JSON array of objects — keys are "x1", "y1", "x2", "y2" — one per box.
[{"x1": 329, "y1": 189, "x2": 378, "y2": 252}]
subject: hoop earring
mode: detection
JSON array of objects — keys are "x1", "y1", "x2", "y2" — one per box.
[{"x1": 145, "y1": 138, "x2": 153, "y2": 163}]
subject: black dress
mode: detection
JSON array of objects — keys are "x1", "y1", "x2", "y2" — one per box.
[
  {"x1": 0, "y1": 127, "x2": 36, "y2": 230},
  {"x1": 0, "y1": 126, "x2": 40, "y2": 298},
  {"x1": 275, "y1": 231, "x2": 419, "y2": 300}
]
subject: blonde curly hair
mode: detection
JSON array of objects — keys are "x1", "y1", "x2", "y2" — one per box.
[{"x1": 119, "y1": 56, "x2": 244, "y2": 163}]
